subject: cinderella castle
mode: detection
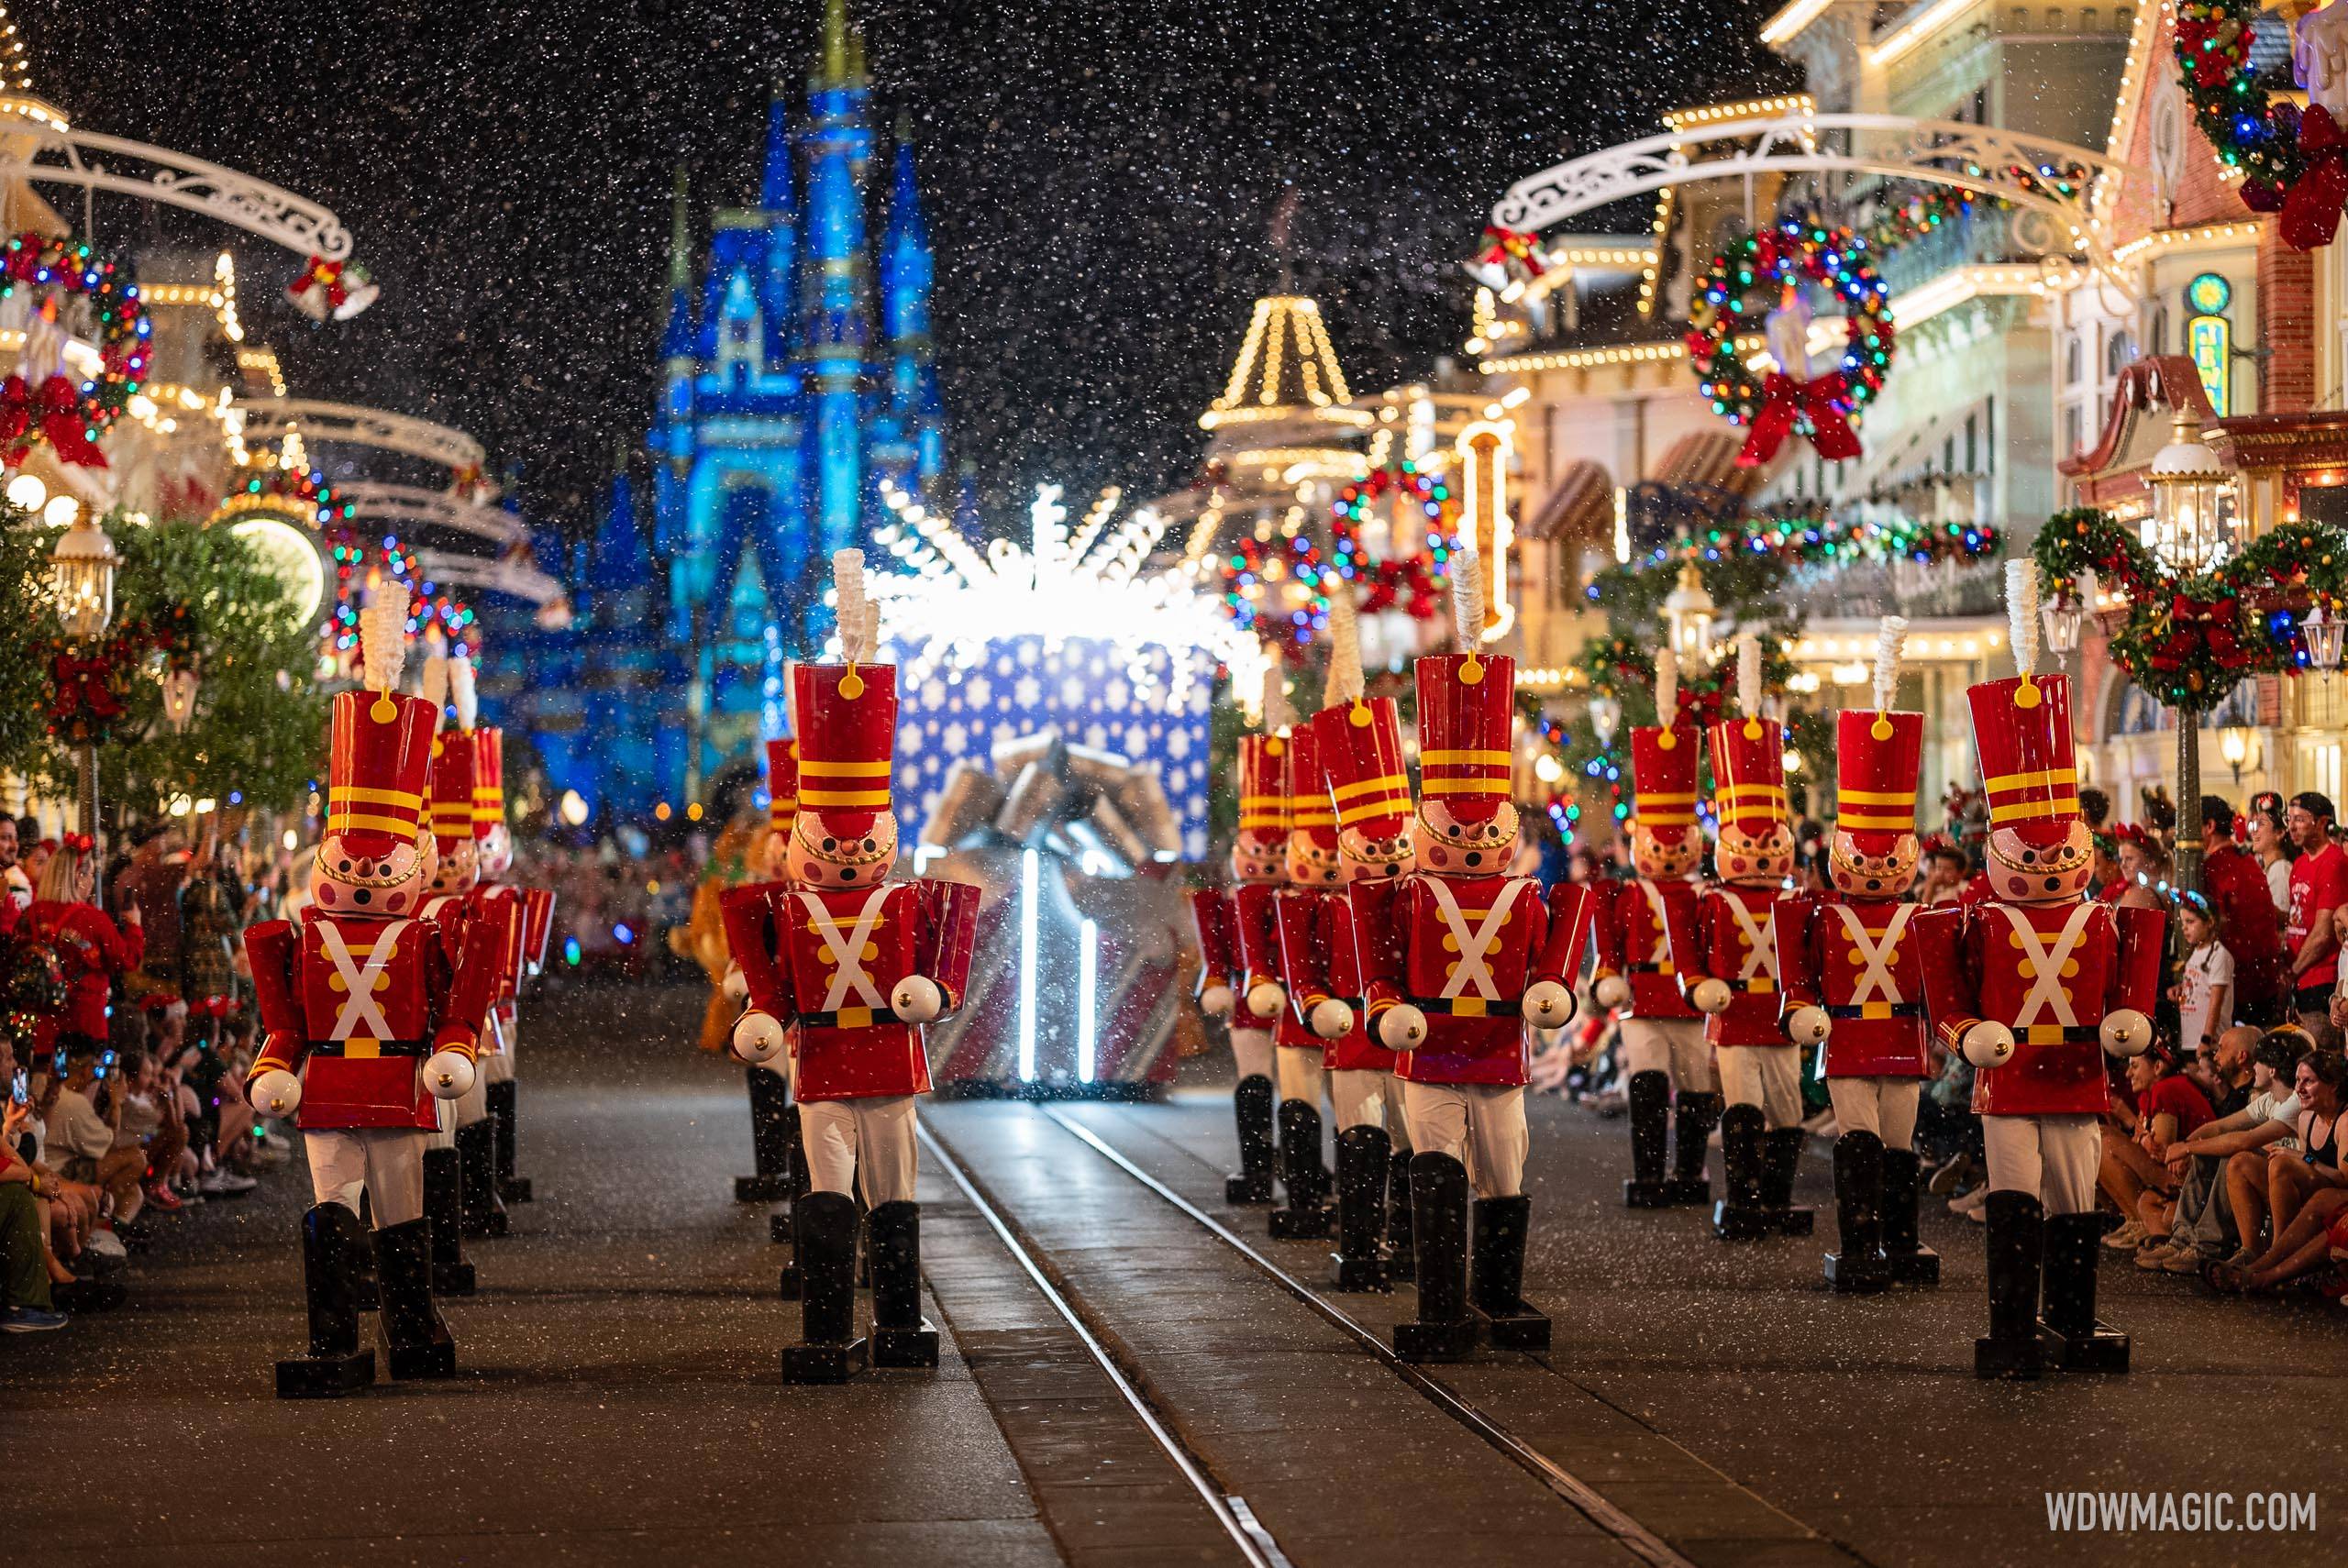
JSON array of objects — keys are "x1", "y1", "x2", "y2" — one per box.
[{"x1": 482, "y1": 0, "x2": 947, "y2": 819}]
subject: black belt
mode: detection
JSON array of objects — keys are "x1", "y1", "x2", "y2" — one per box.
[
  {"x1": 305, "y1": 1039, "x2": 428, "y2": 1058},
  {"x1": 1629, "y1": 962, "x2": 1675, "y2": 975},
  {"x1": 1404, "y1": 997, "x2": 1521, "y2": 1019},
  {"x1": 1825, "y1": 1001, "x2": 1924, "y2": 1020},
  {"x1": 799, "y1": 1005, "x2": 904, "y2": 1030},
  {"x1": 2010, "y1": 1024, "x2": 2105, "y2": 1046}
]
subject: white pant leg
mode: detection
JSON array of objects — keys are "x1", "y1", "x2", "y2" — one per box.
[
  {"x1": 1825, "y1": 1077, "x2": 1881, "y2": 1138},
  {"x1": 1464, "y1": 1084, "x2": 1531, "y2": 1198},
  {"x1": 1276, "y1": 1046, "x2": 1326, "y2": 1110},
  {"x1": 1667, "y1": 1021, "x2": 1719, "y2": 1093},
  {"x1": 1231, "y1": 1027, "x2": 1276, "y2": 1084},
  {"x1": 1618, "y1": 1017, "x2": 1674, "y2": 1080},
  {"x1": 359, "y1": 1129, "x2": 426, "y2": 1227},
  {"x1": 1401, "y1": 1080, "x2": 1469, "y2": 1166},
  {"x1": 800, "y1": 1099, "x2": 860, "y2": 1196},
  {"x1": 1716, "y1": 1045, "x2": 1764, "y2": 1110},
  {"x1": 1752, "y1": 1046, "x2": 1803, "y2": 1128},
  {"x1": 426, "y1": 1096, "x2": 457, "y2": 1151},
  {"x1": 2039, "y1": 1115, "x2": 2101, "y2": 1215},
  {"x1": 1876, "y1": 1080, "x2": 1922, "y2": 1153},
  {"x1": 1982, "y1": 1115, "x2": 2043, "y2": 1198},
  {"x1": 484, "y1": 1042, "x2": 515, "y2": 1085},
  {"x1": 853, "y1": 1097, "x2": 920, "y2": 1206},
  {"x1": 305, "y1": 1129, "x2": 371, "y2": 1215},
  {"x1": 453, "y1": 1067, "x2": 491, "y2": 1130},
  {"x1": 1382, "y1": 1076, "x2": 1412, "y2": 1152},
  {"x1": 1328, "y1": 1068, "x2": 1387, "y2": 1132}
]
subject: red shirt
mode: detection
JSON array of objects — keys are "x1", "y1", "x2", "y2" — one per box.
[
  {"x1": 2202, "y1": 843, "x2": 2284, "y2": 1008},
  {"x1": 2287, "y1": 842, "x2": 2348, "y2": 989},
  {"x1": 2138, "y1": 1073, "x2": 2215, "y2": 1140},
  {"x1": 26, "y1": 900, "x2": 143, "y2": 1044}
]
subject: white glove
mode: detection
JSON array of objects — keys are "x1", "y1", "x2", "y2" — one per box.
[
  {"x1": 248, "y1": 1068, "x2": 302, "y2": 1119},
  {"x1": 2100, "y1": 1008, "x2": 2154, "y2": 1058},
  {"x1": 1245, "y1": 979, "x2": 1287, "y2": 1020},
  {"x1": 721, "y1": 964, "x2": 748, "y2": 1003},
  {"x1": 1787, "y1": 1005, "x2": 1833, "y2": 1046},
  {"x1": 423, "y1": 1050, "x2": 475, "y2": 1101},
  {"x1": 1690, "y1": 977, "x2": 1733, "y2": 1015},
  {"x1": 1592, "y1": 974, "x2": 1631, "y2": 1010},
  {"x1": 1962, "y1": 1020, "x2": 2017, "y2": 1069},
  {"x1": 892, "y1": 975, "x2": 945, "y2": 1023},
  {"x1": 733, "y1": 1010, "x2": 788, "y2": 1066},
  {"x1": 1379, "y1": 1003, "x2": 1429, "y2": 1049},
  {"x1": 1199, "y1": 981, "x2": 1235, "y2": 1018},
  {"x1": 1523, "y1": 980, "x2": 1575, "y2": 1029},
  {"x1": 1309, "y1": 998, "x2": 1354, "y2": 1039}
]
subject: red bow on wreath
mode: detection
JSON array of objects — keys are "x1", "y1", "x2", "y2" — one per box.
[
  {"x1": 286, "y1": 256, "x2": 379, "y2": 323},
  {"x1": 1737, "y1": 370, "x2": 1864, "y2": 467},
  {"x1": 1468, "y1": 226, "x2": 1545, "y2": 289},
  {"x1": 48, "y1": 651, "x2": 125, "y2": 723},
  {"x1": 1, "y1": 374, "x2": 106, "y2": 469},
  {"x1": 2282, "y1": 105, "x2": 2348, "y2": 251},
  {"x1": 60, "y1": 833, "x2": 92, "y2": 854},
  {"x1": 2148, "y1": 592, "x2": 2257, "y2": 671}
]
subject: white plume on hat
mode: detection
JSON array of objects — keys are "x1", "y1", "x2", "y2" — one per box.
[
  {"x1": 1655, "y1": 647, "x2": 1679, "y2": 728},
  {"x1": 833, "y1": 548, "x2": 872, "y2": 663},
  {"x1": 1873, "y1": 615, "x2": 1909, "y2": 713},
  {"x1": 1735, "y1": 631, "x2": 1761, "y2": 719},
  {"x1": 420, "y1": 646, "x2": 450, "y2": 716},
  {"x1": 449, "y1": 650, "x2": 479, "y2": 731},
  {"x1": 1449, "y1": 544, "x2": 1485, "y2": 650},
  {"x1": 2006, "y1": 558, "x2": 2040, "y2": 679},
  {"x1": 1261, "y1": 649, "x2": 1297, "y2": 733},
  {"x1": 1324, "y1": 591, "x2": 1364, "y2": 708},
  {"x1": 360, "y1": 597, "x2": 408, "y2": 691}
]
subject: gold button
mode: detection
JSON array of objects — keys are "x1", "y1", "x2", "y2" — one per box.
[
  {"x1": 1442, "y1": 933, "x2": 1459, "y2": 953},
  {"x1": 1846, "y1": 947, "x2": 1866, "y2": 966}
]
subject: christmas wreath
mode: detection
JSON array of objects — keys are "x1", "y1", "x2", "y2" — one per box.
[
  {"x1": 1576, "y1": 631, "x2": 1797, "y2": 729},
  {"x1": 43, "y1": 605, "x2": 196, "y2": 746},
  {"x1": 2032, "y1": 507, "x2": 2348, "y2": 710},
  {"x1": 0, "y1": 927, "x2": 64, "y2": 1055},
  {"x1": 1684, "y1": 219, "x2": 1895, "y2": 468},
  {"x1": 0, "y1": 232, "x2": 150, "y2": 469},
  {"x1": 2168, "y1": 0, "x2": 2343, "y2": 248}
]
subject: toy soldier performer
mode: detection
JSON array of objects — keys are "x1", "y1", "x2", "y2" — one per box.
[
  {"x1": 724, "y1": 552, "x2": 980, "y2": 1383},
  {"x1": 1777, "y1": 618, "x2": 1938, "y2": 1292},
  {"x1": 416, "y1": 650, "x2": 486, "y2": 1297},
  {"x1": 247, "y1": 600, "x2": 509, "y2": 1397},
  {"x1": 1360, "y1": 550, "x2": 1593, "y2": 1360},
  {"x1": 1919, "y1": 563, "x2": 2162, "y2": 1378},
  {"x1": 1590, "y1": 651, "x2": 1715, "y2": 1208},
  {"x1": 1673, "y1": 634, "x2": 1808, "y2": 1242}
]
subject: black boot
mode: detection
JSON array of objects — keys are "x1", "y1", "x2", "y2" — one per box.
[
  {"x1": 1268, "y1": 1099, "x2": 1332, "y2": 1239},
  {"x1": 1329, "y1": 1126, "x2": 1391, "y2": 1292},
  {"x1": 783, "y1": 1191, "x2": 869, "y2": 1383},
  {"x1": 1712, "y1": 1104, "x2": 1770, "y2": 1240},
  {"x1": 1623, "y1": 1070, "x2": 1672, "y2": 1208},
  {"x1": 375, "y1": 1217, "x2": 457, "y2": 1380},
  {"x1": 1880, "y1": 1147, "x2": 1941, "y2": 1286},
  {"x1": 2041, "y1": 1211, "x2": 2129, "y2": 1374},
  {"x1": 275, "y1": 1204, "x2": 375, "y2": 1397},
  {"x1": 768, "y1": 1103, "x2": 810, "y2": 1245},
  {"x1": 1762, "y1": 1127, "x2": 1815, "y2": 1236},
  {"x1": 736, "y1": 1066, "x2": 792, "y2": 1202},
  {"x1": 1976, "y1": 1191, "x2": 2045, "y2": 1380},
  {"x1": 1470, "y1": 1195, "x2": 1549, "y2": 1350},
  {"x1": 1224, "y1": 1074, "x2": 1278, "y2": 1204},
  {"x1": 1666, "y1": 1090, "x2": 1720, "y2": 1207},
  {"x1": 867, "y1": 1199, "x2": 939, "y2": 1367},
  {"x1": 1394, "y1": 1153, "x2": 1476, "y2": 1361},
  {"x1": 457, "y1": 1120, "x2": 509, "y2": 1238},
  {"x1": 422, "y1": 1147, "x2": 474, "y2": 1297},
  {"x1": 489, "y1": 1078, "x2": 532, "y2": 1203},
  {"x1": 1384, "y1": 1146, "x2": 1416, "y2": 1281},
  {"x1": 1823, "y1": 1132, "x2": 1889, "y2": 1293}
]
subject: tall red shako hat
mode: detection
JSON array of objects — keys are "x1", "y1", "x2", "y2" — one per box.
[
  {"x1": 1413, "y1": 546, "x2": 1516, "y2": 840},
  {"x1": 1630, "y1": 647, "x2": 1700, "y2": 838},
  {"x1": 441, "y1": 648, "x2": 502, "y2": 844},
  {"x1": 1704, "y1": 633, "x2": 1788, "y2": 837},
  {"x1": 1236, "y1": 655, "x2": 1293, "y2": 849},
  {"x1": 324, "y1": 598, "x2": 435, "y2": 865},
  {"x1": 1835, "y1": 616, "x2": 1922, "y2": 855},
  {"x1": 419, "y1": 639, "x2": 476, "y2": 860},
  {"x1": 1311, "y1": 590, "x2": 1412, "y2": 859},
  {"x1": 1970, "y1": 561, "x2": 2080, "y2": 849},
  {"x1": 767, "y1": 738, "x2": 800, "y2": 836},
  {"x1": 792, "y1": 549, "x2": 898, "y2": 857},
  {"x1": 1283, "y1": 717, "x2": 1336, "y2": 850}
]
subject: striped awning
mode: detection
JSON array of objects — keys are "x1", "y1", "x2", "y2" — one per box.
[
  {"x1": 1523, "y1": 459, "x2": 1614, "y2": 544},
  {"x1": 1648, "y1": 430, "x2": 1764, "y2": 496}
]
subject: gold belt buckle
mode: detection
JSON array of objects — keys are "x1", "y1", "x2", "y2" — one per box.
[
  {"x1": 1861, "y1": 1001, "x2": 1892, "y2": 1021},
  {"x1": 836, "y1": 1006, "x2": 874, "y2": 1030},
  {"x1": 1657, "y1": 962, "x2": 1676, "y2": 977},
  {"x1": 1450, "y1": 997, "x2": 1488, "y2": 1017},
  {"x1": 341, "y1": 1037, "x2": 382, "y2": 1060},
  {"x1": 1747, "y1": 978, "x2": 1777, "y2": 994},
  {"x1": 2025, "y1": 1024, "x2": 2066, "y2": 1045}
]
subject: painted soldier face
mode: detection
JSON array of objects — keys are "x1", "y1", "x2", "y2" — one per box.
[
  {"x1": 761, "y1": 823, "x2": 792, "y2": 882},
  {"x1": 1987, "y1": 820, "x2": 2093, "y2": 904},
  {"x1": 1416, "y1": 799, "x2": 1518, "y2": 877},
  {"x1": 1828, "y1": 830, "x2": 1920, "y2": 898},
  {"x1": 1285, "y1": 833, "x2": 1343, "y2": 887},
  {"x1": 1337, "y1": 824, "x2": 1416, "y2": 881},
  {"x1": 1230, "y1": 832, "x2": 1286, "y2": 885},
  {"x1": 427, "y1": 837, "x2": 480, "y2": 897},
  {"x1": 476, "y1": 823, "x2": 515, "y2": 880},
  {"x1": 310, "y1": 825, "x2": 437, "y2": 920},
  {"x1": 1716, "y1": 821, "x2": 1794, "y2": 887},
  {"x1": 788, "y1": 810, "x2": 899, "y2": 888},
  {"x1": 1631, "y1": 823, "x2": 1703, "y2": 880}
]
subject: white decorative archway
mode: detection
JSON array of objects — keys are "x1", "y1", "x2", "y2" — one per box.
[
  {"x1": 236, "y1": 401, "x2": 492, "y2": 489},
  {"x1": 417, "y1": 549, "x2": 570, "y2": 621},
  {"x1": 337, "y1": 481, "x2": 526, "y2": 547}
]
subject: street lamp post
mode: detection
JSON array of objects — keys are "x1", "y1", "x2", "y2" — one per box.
[
  {"x1": 1662, "y1": 560, "x2": 1716, "y2": 668},
  {"x1": 50, "y1": 515, "x2": 119, "y2": 845},
  {"x1": 2144, "y1": 408, "x2": 2232, "y2": 896}
]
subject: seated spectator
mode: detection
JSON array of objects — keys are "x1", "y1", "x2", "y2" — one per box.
[
  {"x1": 2213, "y1": 1048, "x2": 2348, "y2": 1285},
  {"x1": 2099, "y1": 1043, "x2": 2214, "y2": 1251},
  {"x1": 42, "y1": 1039, "x2": 142, "y2": 1231},
  {"x1": 2187, "y1": 1014, "x2": 2257, "y2": 1121},
  {"x1": 0, "y1": 1094, "x2": 64, "y2": 1331},
  {"x1": 2140, "y1": 1027, "x2": 2298, "y2": 1273}
]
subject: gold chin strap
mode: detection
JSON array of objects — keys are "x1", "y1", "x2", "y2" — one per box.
[
  {"x1": 314, "y1": 835, "x2": 429, "y2": 891},
  {"x1": 794, "y1": 811, "x2": 893, "y2": 866},
  {"x1": 1988, "y1": 834, "x2": 2089, "y2": 875}
]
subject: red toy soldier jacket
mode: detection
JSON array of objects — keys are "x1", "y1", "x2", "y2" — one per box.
[
  {"x1": 1590, "y1": 876, "x2": 1701, "y2": 1019},
  {"x1": 1667, "y1": 882, "x2": 1790, "y2": 1048},
  {"x1": 1233, "y1": 881, "x2": 1316, "y2": 1051},
  {"x1": 248, "y1": 907, "x2": 510, "y2": 1130},
  {"x1": 721, "y1": 878, "x2": 980, "y2": 1101},
  {"x1": 1274, "y1": 887, "x2": 1393, "y2": 1073},
  {"x1": 1915, "y1": 899, "x2": 2165, "y2": 1116},
  {"x1": 1188, "y1": 886, "x2": 1236, "y2": 1006},
  {"x1": 1355, "y1": 874, "x2": 1593, "y2": 1087},
  {"x1": 1774, "y1": 893, "x2": 1929, "y2": 1077}
]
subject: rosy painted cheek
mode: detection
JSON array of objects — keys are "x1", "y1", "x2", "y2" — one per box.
[
  {"x1": 317, "y1": 885, "x2": 337, "y2": 906},
  {"x1": 1729, "y1": 857, "x2": 1747, "y2": 876},
  {"x1": 1427, "y1": 847, "x2": 1446, "y2": 868},
  {"x1": 2006, "y1": 876, "x2": 2030, "y2": 897}
]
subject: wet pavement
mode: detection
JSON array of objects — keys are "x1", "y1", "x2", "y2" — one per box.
[{"x1": 8, "y1": 983, "x2": 2343, "y2": 1568}]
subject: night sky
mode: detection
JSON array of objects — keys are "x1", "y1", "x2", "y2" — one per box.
[{"x1": 31, "y1": 0, "x2": 1790, "y2": 535}]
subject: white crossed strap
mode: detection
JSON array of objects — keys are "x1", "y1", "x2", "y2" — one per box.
[
  {"x1": 317, "y1": 919, "x2": 409, "y2": 1041},
  {"x1": 1425, "y1": 876, "x2": 1526, "y2": 1000},
  {"x1": 1832, "y1": 903, "x2": 1915, "y2": 1004},
  {"x1": 799, "y1": 886, "x2": 894, "y2": 1013},
  {"x1": 1999, "y1": 903, "x2": 2099, "y2": 1030},
  {"x1": 1722, "y1": 894, "x2": 1778, "y2": 984},
  {"x1": 1638, "y1": 878, "x2": 1671, "y2": 966}
]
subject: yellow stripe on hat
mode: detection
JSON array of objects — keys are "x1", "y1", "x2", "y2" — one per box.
[
  {"x1": 1837, "y1": 808, "x2": 1916, "y2": 830},
  {"x1": 800, "y1": 760, "x2": 893, "y2": 778},
  {"x1": 1334, "y1": 775, "x2": 1410, "y2": 801},
  {"x1": 1421, "y1": 749, "x2": 1512, "y2": 767},
  {"x1": 1641, "y1": 809, "x2": 1697, "y2": 825},
  {"x1": 1838, "y1": 789, "x2": 1916, "y2": 807},
  {"x1": 1985, "y1": 767, "x2": 2077, "y2": 795},
  {"x1": 331, "y1": 786, "x2": 423, "y2": 810},
  {"x1": 800, "y1": 788, "x2": 892, "y2": 808},
  {"x1": 1421, "y1": 778, "x2": 1510, "y2": 796},
  {"x1": 1337, "y1": 797, "x2": 1412, "y2": 826},
  {"x1": 1641, "y1": 790, "x2": 1698, "y2": 804},
  {"x1": 329, "y1": 812, "x2": 424, "y2": 837},
  {"x1": 1990, "y1": 796, "x2": 2081, "y2": 824},
  {"x1": 1722, "y1": 785, "x2": 1788, "y2": 803},
  {"x1": 1291, "y1": 810, "x2": 1337, "y2": 827}
]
